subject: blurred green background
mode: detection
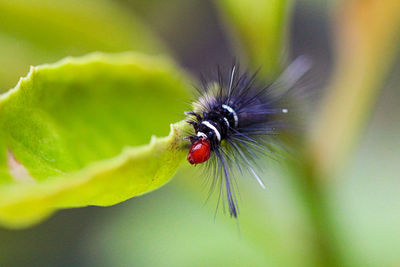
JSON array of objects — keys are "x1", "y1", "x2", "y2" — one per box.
[{"x1": 0, "y1": 0, "x2": 399, "y2": 266}]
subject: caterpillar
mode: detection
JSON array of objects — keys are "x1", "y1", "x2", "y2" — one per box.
[{"x1": 185, "y1": 57, "x2": 310, "y2": 218}]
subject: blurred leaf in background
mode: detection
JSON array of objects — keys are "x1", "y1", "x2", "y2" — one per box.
[
  {"x1": 0, "y1": 0, "x2": 165, "y2": 92},
  {"x1": 309, "y1": 0, "x2": 400, "y2": 176},
  {"x1": 216, "y1": 0, "x2": 292, "y2": 77}
]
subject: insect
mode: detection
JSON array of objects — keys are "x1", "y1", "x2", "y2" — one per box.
[{"x1": 185, "y1": 57, "x2": 310, "y2": 218}]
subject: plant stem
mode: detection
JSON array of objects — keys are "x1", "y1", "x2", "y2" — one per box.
[
  {"x1": 308, "y1": 0, "x2": 400, "y2": 178},
  {"x1": 289, "y1": 156, "x2": 345, "y2": 266}
]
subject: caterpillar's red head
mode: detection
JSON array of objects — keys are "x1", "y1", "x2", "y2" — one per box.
[{"x1": 187, "y1": 138, "x2": 211, "y2": 165}]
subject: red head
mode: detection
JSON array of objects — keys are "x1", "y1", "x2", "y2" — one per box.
[{"x1": 187, "y1": 138, "x2": 211, "y2": 165}]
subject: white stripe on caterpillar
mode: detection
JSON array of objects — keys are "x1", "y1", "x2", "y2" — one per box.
[
  {"x1": 197, "y1": 132, "x2": 207, "y2": 139},
  {"x1": 222, "y1": 104, "x2": 238, "y2": 127},
  {"x1": 201, "y1": 121, "x2": 221, "y2": 142},
  {"x1": 223, "y1": 117, "x2": 230, "y2": 128}
]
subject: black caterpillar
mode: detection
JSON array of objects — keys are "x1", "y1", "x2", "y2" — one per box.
[{"x1": 185, "y1": 57, "x2": 310, "y2": 218}]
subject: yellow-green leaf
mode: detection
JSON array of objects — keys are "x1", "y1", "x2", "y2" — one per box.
[{"x1": 0, "y1": 52, "x2": 192, "y2": 228}]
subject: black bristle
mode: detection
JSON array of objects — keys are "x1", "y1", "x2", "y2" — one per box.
[{"x1": 185, "y1": 57, "x2": 311, "y2": 218}]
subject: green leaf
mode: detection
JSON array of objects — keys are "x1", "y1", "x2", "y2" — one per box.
[
  {"x1": 0, "y1": 52, "x2": 192, "y2": 228},
  {"x1": 216, "y1": 0, "x2": 292, "y2": 77},
  {"x1": 0, "y1": 0, "x2": 165, "y2": 91}
]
